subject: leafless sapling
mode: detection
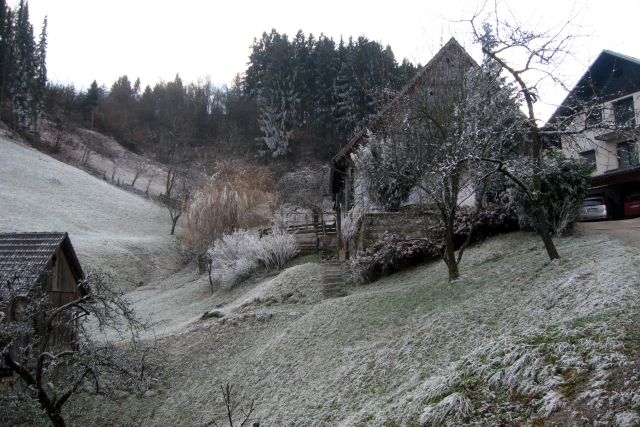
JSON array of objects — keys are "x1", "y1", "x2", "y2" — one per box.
[
  {"x1": 131, "y1": 161, "x2": 150, "y2": 188},
  {"x1": 207, "y1": 382, "x2": 257, "y2": 427}
]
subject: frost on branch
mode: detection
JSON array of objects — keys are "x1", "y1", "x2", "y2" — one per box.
[{"x1": 206, "y1": 228, "x2": 299, "y2": 290}]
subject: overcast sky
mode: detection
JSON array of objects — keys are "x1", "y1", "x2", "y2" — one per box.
[{"x1": 17, "y1": 0, "x2": 640, "y2": 121}]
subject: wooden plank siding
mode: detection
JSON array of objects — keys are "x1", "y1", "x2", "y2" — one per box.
[{"x1": 0, "y1": 233, "x2": 85, "y2": 374}]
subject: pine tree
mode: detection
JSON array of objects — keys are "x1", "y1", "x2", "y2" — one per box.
[
  {"x1": 31, "y1": 15, "x2": 46, "y2": 131},
  {"x1": 11, "y1": 0, "x2": 35, "y2": 129},
  {"x1": 83, "y1": 80, "x2": 101, "y2": 129},
  {"x1": 0, "y1": 0, "x2": 14, "y2": 114}
]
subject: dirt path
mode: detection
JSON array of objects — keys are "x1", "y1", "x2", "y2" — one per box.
[{"x1": 575, "y1": 217, "x2": 640, "y2": 252}]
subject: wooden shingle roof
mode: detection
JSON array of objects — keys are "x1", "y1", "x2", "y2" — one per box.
[{"x1": 0, "y1": 232, "x2": 84, "y2": 285}]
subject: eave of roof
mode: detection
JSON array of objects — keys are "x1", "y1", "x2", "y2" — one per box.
[
  {"x1": 546, "y1": 49, "x2": 640, "y2": 127},
  {"x1": 0, "y1": 232, "x2": 84, "y2": 285}
]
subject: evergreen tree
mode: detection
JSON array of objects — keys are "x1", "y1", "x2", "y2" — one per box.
[
  {"x1": 83, "y1": 80, "x2": 102, "y2": 129},
  {"x1": 11, "y1": 0, "x2": 35, "y2": 129},
  {"x1": 0, "y1": 0, "x2": 14, "y2": 114},
  {"x1": 31, "y1": 16, "x2": 46, "y2": 131}
]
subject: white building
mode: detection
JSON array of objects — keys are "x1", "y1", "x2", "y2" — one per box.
[{"x1": 548, "y1": 50, "x2": 640, "y2": 217}]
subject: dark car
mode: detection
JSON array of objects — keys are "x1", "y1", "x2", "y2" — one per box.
[
  {"x1": 624, "y1": 191, "x2": 640, "y2": 218},
  {"x1": 579, "y1": 196, "x2": 609, "y2": 221}
]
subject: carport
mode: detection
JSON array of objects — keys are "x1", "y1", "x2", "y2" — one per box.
[{"x1": 589, "y1": 166, "x2": 640, "y2": 218}]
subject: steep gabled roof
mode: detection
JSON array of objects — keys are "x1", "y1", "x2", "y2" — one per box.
[
  {"x1": 0, "y1": 232, "x2": 84, "y2": 285},
  {"x1": 547, "y1": 49, "x2": 640, "y2": 127},
  {"x1": 332, "y1": 37, "x2": 477, "y2": 162}
]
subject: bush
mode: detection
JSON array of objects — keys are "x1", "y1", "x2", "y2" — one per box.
[
  {"x1": 181, "y1": 161, "x2": 275, "y2": 252},
  {"x1": 511, "y1": 152, "x2": 592, "y2": 236},
  {"x1": 351, "y1": 233, "x2": 439, "y2": 284},
  {"x1": 255, "y1": 227, "x2": 300, "y2": 270},
  {"x1": 207, "y1": 228, "x2": 299, "y2": 290},
  {"x1": 351, "y1": 198, "x2": 518, "y2": 283}
]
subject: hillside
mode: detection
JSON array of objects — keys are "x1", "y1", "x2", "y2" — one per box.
[
  {"x1": 0, "y1": 132, "x2": 181, "y2": 288},
  {"x1": 83, "y1": 231, "x2": 640, "y2": 426}
]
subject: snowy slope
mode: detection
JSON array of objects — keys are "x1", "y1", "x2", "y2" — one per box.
[{"x1": 0, "y1": 134, "x2": 181, "y2": 288}]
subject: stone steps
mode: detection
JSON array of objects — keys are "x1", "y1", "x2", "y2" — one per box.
[{"x1": 322, "y1": 262, "x2": 347, "y2": 298}]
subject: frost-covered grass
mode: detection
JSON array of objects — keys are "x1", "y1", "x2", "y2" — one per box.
[
  {"x1": 127, "y1": 261, "x2": 325, "y2": 338},
  {"x1": 78, "y1": 231, "x2": 640, "y2": 426},
  {"x1": 0, "y1": 135, "x2": 181, "y2": 288}
]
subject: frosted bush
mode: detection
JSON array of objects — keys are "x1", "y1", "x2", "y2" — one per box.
[
  {"x1": 254, "y1": 227, "x2": 299, "y2": 270},
  {"x1": 207, "y1": 228, "x2": 299, "y2": 289},
  {"x1": 207, "y1": 230, "x2": 261, "y2": 289}
]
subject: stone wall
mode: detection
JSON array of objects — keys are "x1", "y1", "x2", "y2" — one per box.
[{"x1": 354, "y1": 211, "x2": 438, "y2": 254}]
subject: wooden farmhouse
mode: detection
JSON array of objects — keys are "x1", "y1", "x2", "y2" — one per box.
[
  {"x1": 330, "y1": 38, "x2": 477, "y2": 258},
  {"x1": 0, "y1": 232, "x2": 85, "y2": 373}
]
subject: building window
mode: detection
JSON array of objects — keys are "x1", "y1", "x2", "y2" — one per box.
[
  {"x1": 580, "y1": 149, "x2": 596, "y2": 167},
  {"x1": 617, "y1": 141, "x2": 639, "y2": 168},
  {"x1": 585, "y1": 106, "x2": 602, "y2": 127},
  {"x1": 613, "y1": 97, "x2": 635, "y2": 128}
]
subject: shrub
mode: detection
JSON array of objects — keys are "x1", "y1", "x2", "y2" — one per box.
[
  {"x1": 207, "y1": 228, "x2": 299, "y2": 290},
  {"x1": 255, "y1": 227, "x2": 300, "y2": 270},
  {"x1": 511, "y1": 152, "x2": 592, "y2": 236},
  {"x1": 181, "y1": 161, "x2": 275, "y2": 252},
  {"x1": 351, "y1": 233, "x2": 439, "y2": 284},
  {"x1": 351, "y1": 197, "x2": 518, "y2": 283}
]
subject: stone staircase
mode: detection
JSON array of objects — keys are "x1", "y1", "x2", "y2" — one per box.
[{"x1": 322, "y1": 262, "x2": 347, "y2": 298}]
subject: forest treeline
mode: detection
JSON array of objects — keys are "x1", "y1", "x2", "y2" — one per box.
[{"x1": 43, "y1": 29, "x2": 419, "y2": 163}]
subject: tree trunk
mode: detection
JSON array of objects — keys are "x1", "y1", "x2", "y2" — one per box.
[
  {"x1": 36, "y1": 389, "x2": 66, "y2": 427},
  {"x1": 446, "y1": 257, "x2": 460, "y2": 281},
  {"x1": 170, "y1": 215, "x2": 179, "y2": 235},
  {"x1": 44, "y1": 407, "x2": 66, "y2": 427},
  {"x1": 532, "y1": 204, "x2": 560, "y2": 260},
  {"x1": 530, "y1": 122, "x2": 561, "y2": 261},
  {"x1": 444, "y1": 211, "x2": 460, "y2": 281}
]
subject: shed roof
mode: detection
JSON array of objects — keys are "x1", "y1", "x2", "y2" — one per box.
[{"x1": 0, "y1": 232, "x2": 84, "y2": 285}]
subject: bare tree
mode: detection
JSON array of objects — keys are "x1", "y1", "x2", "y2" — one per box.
[
  {"x1": 80, "y1": 144, "x2": 91, "y2": 166},
  {"x1": 165, "y1": 178, "x2": 190, "y2": 235},
  {"x1": 110, "y1": 158, "x2": 119, "y2": 183},
  {"x1": 207, "y1": 382, "x2": 257, "y2": 427},
  {"x1": 278, "y1": 165, "x2": 330, "y2": 227},
  {"x1": 164, "y1": 165, "x2": 177, "y2": 199},
  {"x1": 0, "y1": 267, "x2": 158, "y2": 427},
  {"x1": 352, "y1": 50, "x2": 521, "y2": 280},
  {"x1": 145, "y1": 172, "x2": 157, "y2": 197},
  {"x1": 131, "y1": 160, "x2": 150, "y2": 188},
  {"x1": 466, "y1": 9, "x2": 583, "y2": 260}
]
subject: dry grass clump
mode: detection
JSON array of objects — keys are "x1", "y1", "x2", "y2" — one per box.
[{"x1": 181, "y1": 160, "x2": 276, "y2": 252}]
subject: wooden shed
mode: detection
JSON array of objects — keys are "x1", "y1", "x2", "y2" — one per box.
[{"x1": 0, "y1": 232, "x2": 85, "y2": 373}]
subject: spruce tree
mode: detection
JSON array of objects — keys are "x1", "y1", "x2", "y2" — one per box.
[
  {"x1": 84, "y1": 80, "x2": 101, "y2": 129},
  {"x1": 0, "y1": 0, "x2": 13, "y2": 113},
  {"x1": 31, "y1": 16, "x2": 46, "y2": 131},
  {"x1": 11, "y1": 0, "x2": 35, "y2": 129}
]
